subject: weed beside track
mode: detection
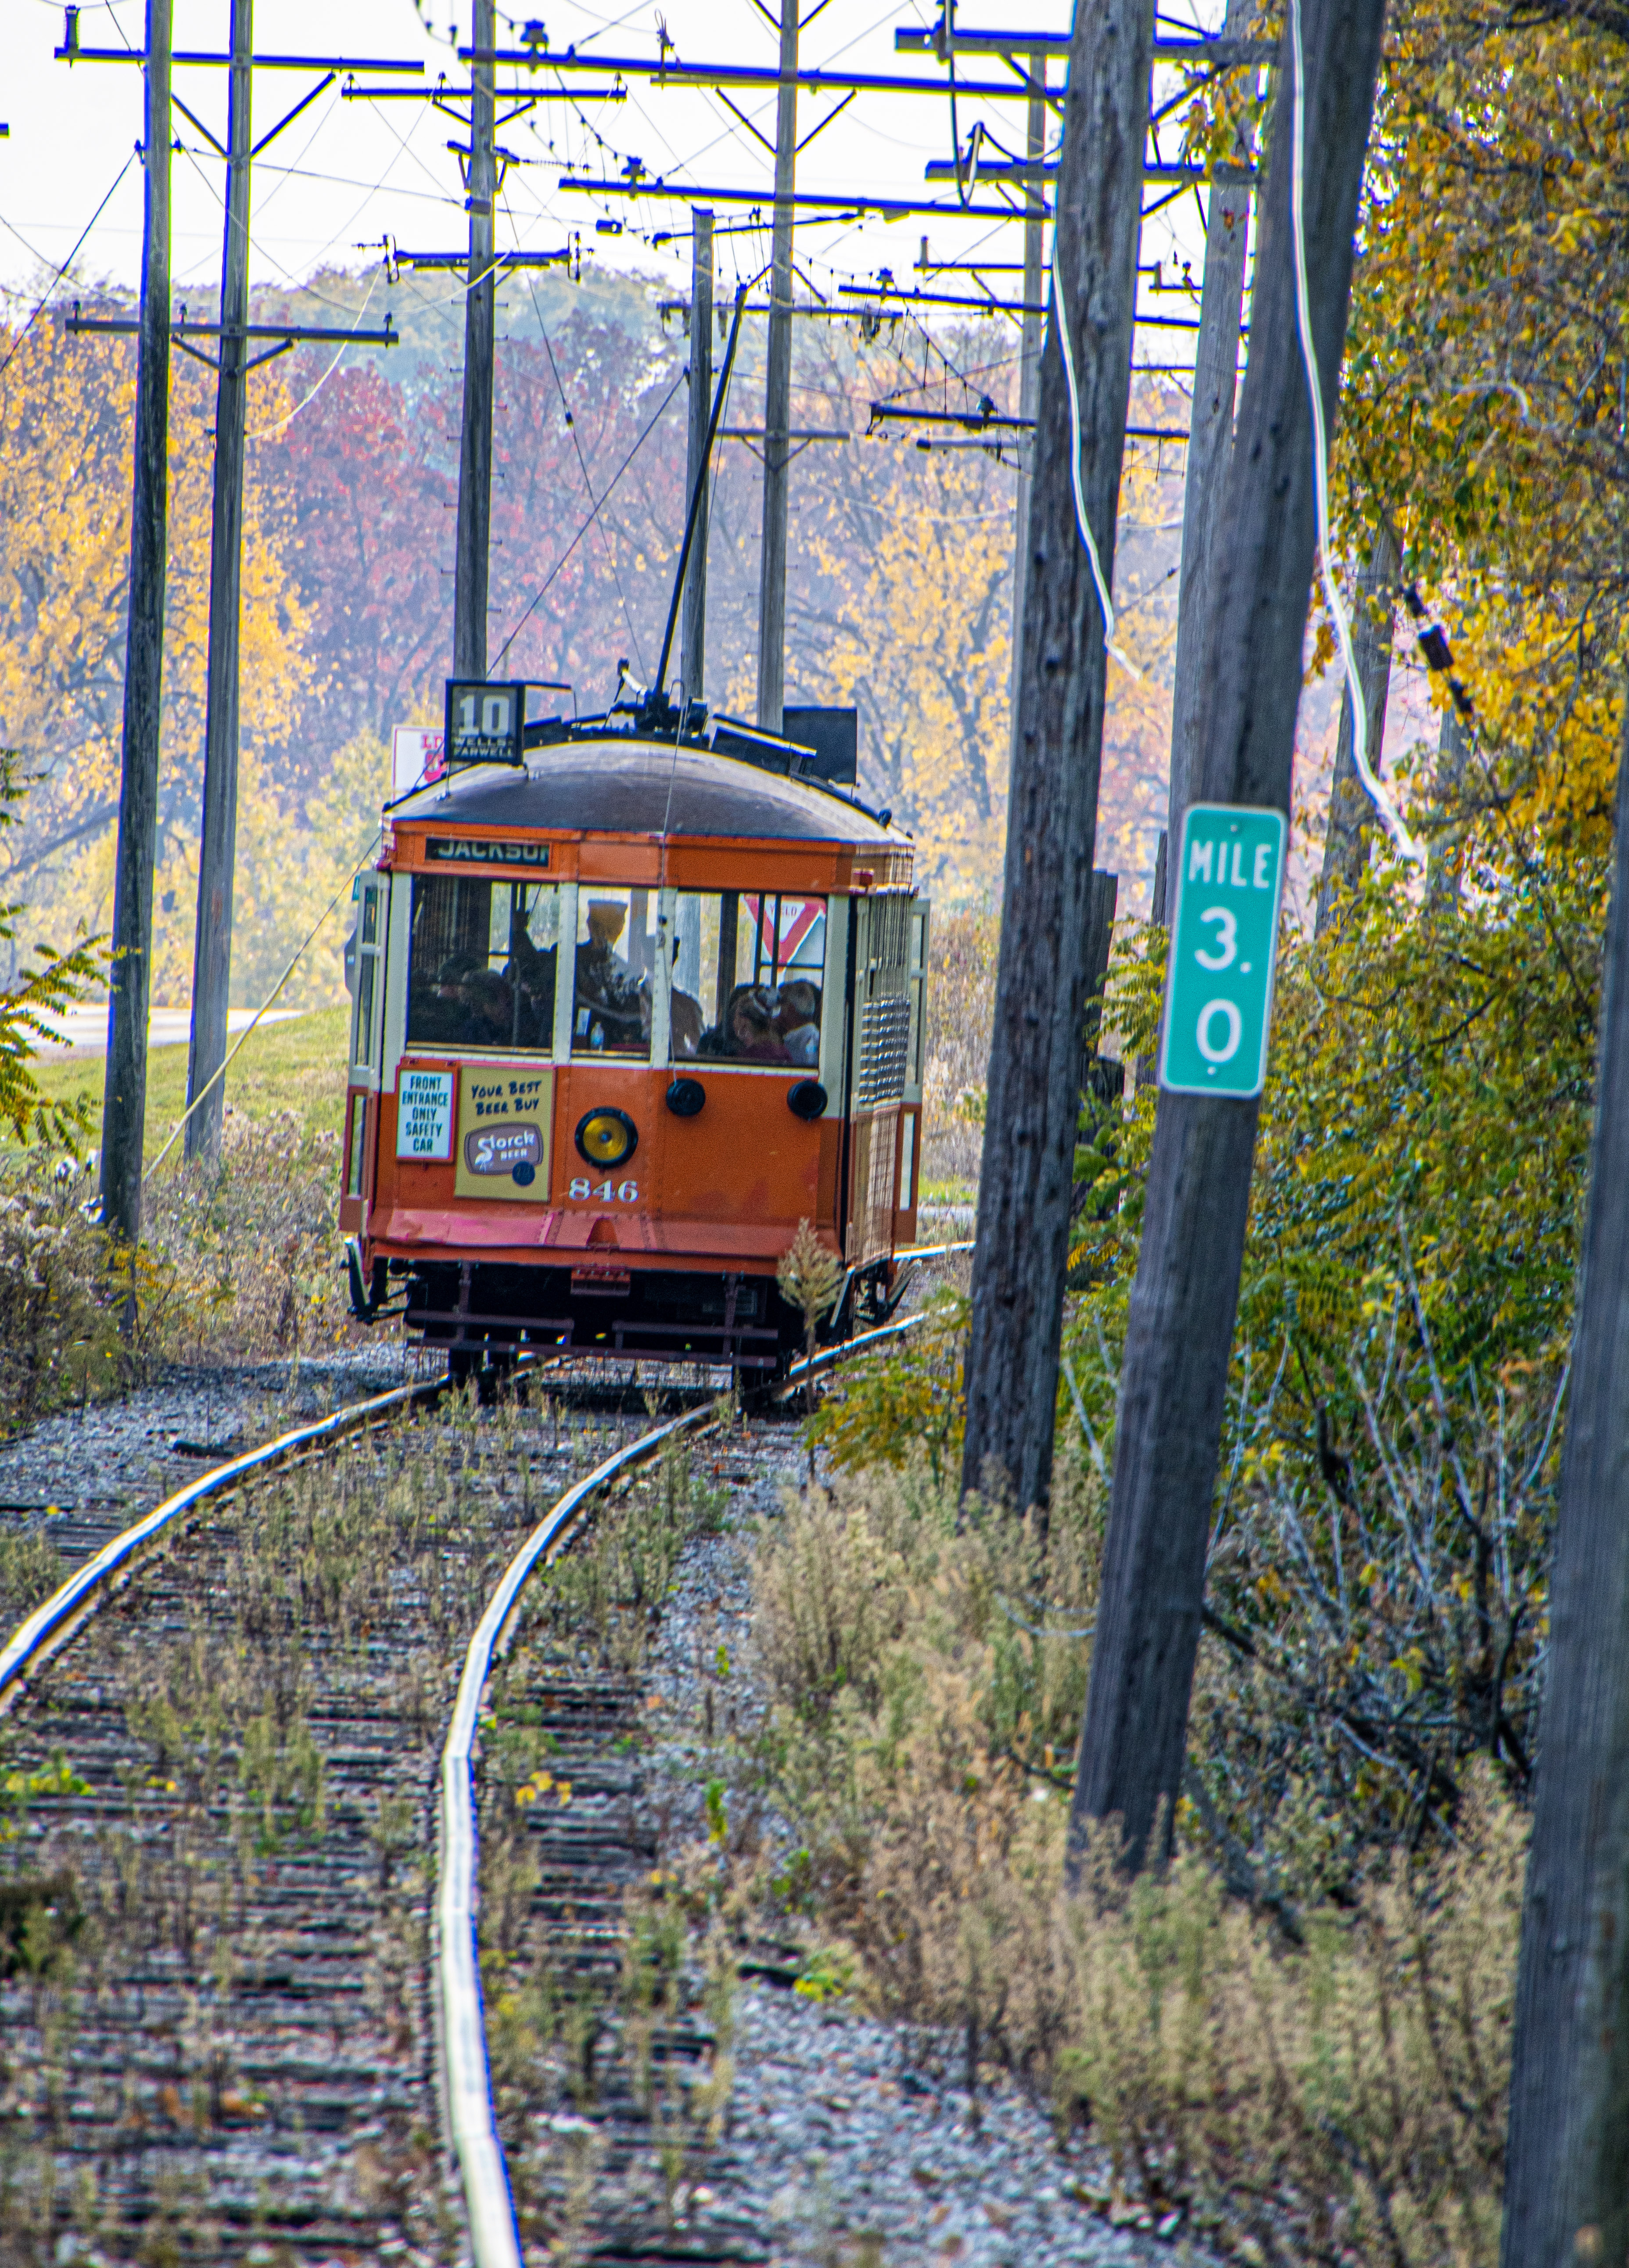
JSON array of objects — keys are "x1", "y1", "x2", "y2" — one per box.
[{"x1": 0, "y1": 1384, "x2": 643, "y2": 2267}]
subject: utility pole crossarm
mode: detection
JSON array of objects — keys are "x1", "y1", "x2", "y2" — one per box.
[
  {"x1": 58, "y1": 43, "x2": 425, "y2": 70},
  {"x1": 558, "y1": 176, "x2": 1056, "y2": 220},
  {"x1": 463, "y1": 47, "x2": 1066, "y2": 100},
  {"x1": 895, "y1": 24, "x2": 1275, "y2": 65},
  {"x1": 63, "y1": 310, "x2": 398, "y2": 345}
]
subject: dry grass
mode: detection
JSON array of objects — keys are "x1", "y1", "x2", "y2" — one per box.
[
  {"x1": 734, "y1": 1461, "x2": 1517, "y2": 2267},
  {"x1": 0, "y1": 1109, "x2": 367, "y2": 1435}
]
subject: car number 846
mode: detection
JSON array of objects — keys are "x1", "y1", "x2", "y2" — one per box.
[{"x1": 568, "y1": 1177, "x2": 639, "y2": 1203}]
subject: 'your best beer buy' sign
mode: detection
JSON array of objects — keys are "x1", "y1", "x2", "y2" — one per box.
[{"x1": 1159, "y1": 804, "x2": 1287, "y2": 1100}]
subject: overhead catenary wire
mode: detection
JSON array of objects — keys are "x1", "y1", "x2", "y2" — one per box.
[
  {"x1": 142, "y1": 823, "x2": 383, "y2": 1182},
  {"x1": 491, "y1": 360, "x2": 687, "y2": 672},
  {"x1": 241, "y1": 263, "x2": 385, "y2": 438},
  {"x1": 0, "y1": 148, "x2": 138, "y2": 378},
  {"x1": 517, "y1": 237, "x2": 651, "y2": 674}
]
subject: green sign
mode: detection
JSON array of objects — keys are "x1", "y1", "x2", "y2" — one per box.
[{"x1": 1159, "y1": 803, "x2": 1287, "y2": 1099}]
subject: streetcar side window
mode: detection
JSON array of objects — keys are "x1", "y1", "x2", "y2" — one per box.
[
  {"x1": 350, "y1": 882, "x2": 383, "y2": 1070},
  {"x1": 666, "y1": 891, "x2": 826, "y2": 1066},
  {"x1": 571, "y1": 887, "x2": 655, "y2": 1061},
  {"x1": 406, "y1": 875, "x2": 560, "y2": 1053}
]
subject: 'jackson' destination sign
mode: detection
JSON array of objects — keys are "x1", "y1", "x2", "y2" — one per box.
[{"x1": 425, "y1": 837, "x2": 551, "y2": 868}]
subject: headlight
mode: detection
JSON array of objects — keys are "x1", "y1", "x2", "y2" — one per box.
[{"x1": 575, "y1": 1107, "x2": 639, "y2": 1167}]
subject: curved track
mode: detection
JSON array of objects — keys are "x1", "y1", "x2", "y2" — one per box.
[{"x1": 0, "y1": 1279, "x2": 950, "y2": 2263}]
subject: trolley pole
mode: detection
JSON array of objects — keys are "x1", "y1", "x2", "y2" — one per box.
[
  {"x1": 185, "y1": 0, "x2": 252, "y2": 1165},
  {"x1": 754, "y1": 4, "x2": 799, "y2": 735},
  {"x1": 680, "y1": 208, "x2": 714, "y2": 714},
  {"x1": 1006, "y1": 57, "x2": 1046, "y2": 752},
  {"x1": 453, "y1": 0, "x2": 497, "y2": 679},
  {"x1": 100, "y1": 0, "x2": 172, "y2": 1248}
]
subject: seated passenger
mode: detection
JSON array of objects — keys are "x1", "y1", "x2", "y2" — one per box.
[
  {"x1": 703, "y1": 983, "x2": 789, "y2": 1063},
  {"x1": 669, "y1": 987, "x2": 705, "y2": 1058},
  {"x1": 574, "y1": 900, "x2": 649, "y2": 1053},
  {"x1": 774, "y1": 978, "x2": 821, "y2": 1067},
  {"x1": 462, "y1": 967, "x2": 517, "y2": 1047},
  {"x1": 505, "y1": 933, "x2": 557, "y2": 1048},
  {"x1": 407, "y1": 951, "x2": 482, "y2": 1046}
]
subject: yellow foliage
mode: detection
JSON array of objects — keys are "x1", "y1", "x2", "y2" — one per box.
[{"x1": 0, "y1": 303, "x2": 309, "y2": 992}]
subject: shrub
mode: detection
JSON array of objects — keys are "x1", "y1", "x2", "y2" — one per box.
[{"x1": 738, "y1": 1457, "x2": 1517, "y2": 2265}]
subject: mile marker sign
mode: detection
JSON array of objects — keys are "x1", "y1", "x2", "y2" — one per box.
[{"x1": 1159, "y1": 803, "x2": 1287, "y2": 1099}]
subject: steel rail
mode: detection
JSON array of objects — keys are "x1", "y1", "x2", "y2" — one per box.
[
  {"x1": 0, "y1": 1376, "x2": 446, "y2": 1711},
  {"x1": 439, "y1": 1295, "x2": 966, "y2": 2261},
  {"x1": 436, "y1": 1396, "x2": 722, "y2": 2268}
]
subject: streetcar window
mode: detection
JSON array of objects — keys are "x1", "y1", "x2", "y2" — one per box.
[
  {"x1": 666, "y1": 892, "x2": 825, "y2": 1066},
  {"x1": 572, "y1": 886, "x2": 654, "y2": 1060},
  {"x1": 406, "y1": 875, "x2": 560, "y2": 1052},
  {"x1": 350, "y1": 883, "x2": 382, "y2": 1069}
]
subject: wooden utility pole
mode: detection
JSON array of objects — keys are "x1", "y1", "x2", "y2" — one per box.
[
  {"x1": 754, "y1": 4, "x2": 799, "y2": 735},
  {"x1": 100, "y1": 0, "x2": 172, "y2": 1247},
  {"x1": 960, "y1": 0, "x2": 1154, "y2": 1514},
  {"x1": 1314, "y1": 523, "x2": 1398, "y2": 934},
  {"x1": 680, "y1": 208, "x2": 714, "y2": 714},
  {"x1": 1066, "y1": 0, "x2": 1388, "y2": 1880},
  {"x1": 1500, "y1": 716, "x2": 1629, "y2": 2267},
  {"x1": 1160, "y1": 0, "x2": 1257, "y2": 890},
  {"x1": 185, "y1": 0, "x2": 252, "y2": 1165},
  {"x1": 1006, "y1": 57, "x2": 1047, "y2": 746},
  {"x1": 453, "y1": 0, "x2": 496, "y2": 679}
]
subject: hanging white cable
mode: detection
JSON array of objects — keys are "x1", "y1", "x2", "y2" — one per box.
[
  {"x1": 1288, "y1": 0, "x2": 1424, "y2": 865},
  {"x1": 1051, "y1": 229, "x2": 1144, "y2": 683},
  {"x1": 244, "y1": 266, "x2": 384, "y2": 441}
]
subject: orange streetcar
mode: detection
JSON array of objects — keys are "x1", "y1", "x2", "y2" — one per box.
[{"x1": 340, "y1": 679, "x2": 928, "y2": 1379}]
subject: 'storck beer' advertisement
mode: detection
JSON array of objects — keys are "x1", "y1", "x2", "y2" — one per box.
[{"x1": 453, "y1": 1065, "x2": 554, "y2": 1201}]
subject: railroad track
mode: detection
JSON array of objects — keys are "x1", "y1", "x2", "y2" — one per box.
[{"x1": 0, "y1": 1289, "x2": 951, "y2": 2266}]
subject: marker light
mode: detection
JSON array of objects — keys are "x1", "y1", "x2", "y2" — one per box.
[{"x1": 575, "y1": 1108, "x2": 639, "y2": 1167}]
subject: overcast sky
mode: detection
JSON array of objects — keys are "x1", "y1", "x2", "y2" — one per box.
[{"x1": 1, "y1": 1, "x2": 1223, "y2": 329}]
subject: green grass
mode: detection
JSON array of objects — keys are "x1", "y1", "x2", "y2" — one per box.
[{"x1": 22, "y1": 1008, "x2": 351, "y2": 1162}]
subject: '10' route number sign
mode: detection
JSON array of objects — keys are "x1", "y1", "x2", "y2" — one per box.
[{"x1": 1158, "y1": 803, "x2": 1287, "y2": 1099}]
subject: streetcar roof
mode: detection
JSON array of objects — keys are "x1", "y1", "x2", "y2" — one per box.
[{"x1": 387, "y1": 734, "x2": 906, "y2": 847}]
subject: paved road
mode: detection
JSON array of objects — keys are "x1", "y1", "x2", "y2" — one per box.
[{"x1": 33, "y1": 1005, "x2": 305, "y2": 1056}]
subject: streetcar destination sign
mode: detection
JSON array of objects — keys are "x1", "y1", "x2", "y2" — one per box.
[{"x1": 1159, "y1": 802, "x2": 1287, "y2": 1099}]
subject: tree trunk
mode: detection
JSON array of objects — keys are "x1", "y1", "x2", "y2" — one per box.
[
  {"x1": 1314, "y1": 523, "x2": 1398, "y2": 935},
  {"x1": 1066, "y1": 0, "x2": 1388, "y2": 1880},
  {"x1": 961, "y1": 0, "x2": 1153, "y2": 1516},
  {"x1": 1499, "y1": 713, "x2": 1629, "y2": 2268}
]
